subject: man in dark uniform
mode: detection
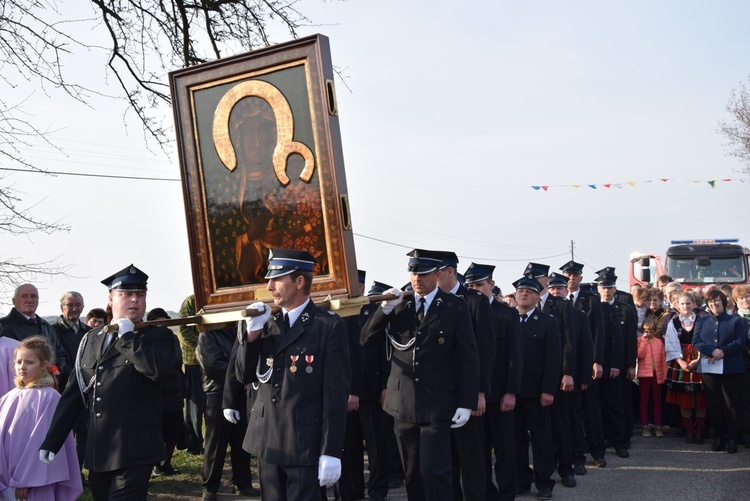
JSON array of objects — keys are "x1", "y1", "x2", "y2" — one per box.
[
  {"x1": 40, "y1": 265, "x2": 176, "y2": 501},
  {"x1": 361, "y1": 249, "x2": 479, "y2": 501},
  {"x1": 437, "y1": 251, "x2": 495, "y2": 501},
  {"x1": 595, "y1": 271, "x2": 629, "y2": 459},
  {"x1": 598, "y1": 269, "x2": 638, "y2": 450},
  {"x1": 525, "y1": 263, "x2": 577, "y2": 489},
  {"x1": 548, "y1": 273, "x2": 594, "y2": 481},
  {"x1": 464, "y1": 263, "x2": 522, "y2": 501},
  {"x1": 234, "y1": 249, "x2": 350, "y2": 501},
  {"x1": 596, "y1": 267, "x2": 636, "y2": 309},
  {"x1": 349, "y1": 279, "x2": 391, "y2": 501},
  {"x1": 53, "y1": 291, "x2": 91, "y2": 483},
  {"x1": 561, "y1": 260, "x2": 607, "y2": 469},
  {"x1": 512, "y1": 275, "x2": 561, "y2": 501}
]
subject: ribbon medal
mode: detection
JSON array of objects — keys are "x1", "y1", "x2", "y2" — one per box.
[
  {"x1": 305, "y1": 355, "x2": 314, "y2": 373},
  {"x1": 289, "y1": 355, "x2": 299, "y2": 373}
]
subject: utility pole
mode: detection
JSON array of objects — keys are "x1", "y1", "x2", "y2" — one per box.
[{"x1": 570, "y1": 240, "x2": 575, "y2": 261}]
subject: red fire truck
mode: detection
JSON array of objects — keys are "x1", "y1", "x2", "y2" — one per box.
[{"x1": 629, "y1": 239, "x2": 750, "y2": 293}]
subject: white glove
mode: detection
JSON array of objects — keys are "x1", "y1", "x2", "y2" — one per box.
[
  {"x1": 223, "y1": 409, "x2": 240, "y2": 424},
  {"x1": 380, "y1": 288, "x2": 403, "y2": 315},
  {"x1": 113, "y1": 318, "x2": 134, "y2": 334},
  {"x1": 39, "y1": 450, "x2": 56, "y2": 464},
  {"x1": 246, "y1": 302, "x2": 271, "y2": 332},
  {"x1": 450, "y1": 408, "x2": 471, "y2": 428},
  {"x1": 318, "y1": 454, "x2": 342, "y2": 487}
]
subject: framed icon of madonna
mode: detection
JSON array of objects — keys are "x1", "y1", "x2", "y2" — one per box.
[{"x1": 170, "y1": 34, "x2": 358, "y2": 313}]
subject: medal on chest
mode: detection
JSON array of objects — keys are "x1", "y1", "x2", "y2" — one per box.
[
  {"x1": 305, "y1": 355, "x2": 314, "y2": 373},
  {"x1": 289, "y1": 355, "x2": 299, "y2": 373}
]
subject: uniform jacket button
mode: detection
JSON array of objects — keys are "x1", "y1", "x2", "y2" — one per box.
[
  {"x1": 271, "y1": 398, "x2": 277, "y2": 403},
  {"x1": 415, "y1": 378, "x2": 420, "y2": 383},
  {"x1": 96, "y1": 397, "x2": 101, "y2": 402},
  {"x1": 96, "y1": 413, "x2": 101, "y2": 417},
  {"x1": 96, "y1": 382, "x2": 102, "y2": 386},
  {"x1": 98, "y1": 366, "x2": 104, "y2": 370}
]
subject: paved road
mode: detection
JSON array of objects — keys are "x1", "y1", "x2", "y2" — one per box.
[{"x1": 212, "y1": 430, "x2": 750, "y2": 500}]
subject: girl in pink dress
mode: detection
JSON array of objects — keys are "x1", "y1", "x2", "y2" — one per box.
[{"x1": 0, "y1": 336, "x2": 82, "y2": 501}]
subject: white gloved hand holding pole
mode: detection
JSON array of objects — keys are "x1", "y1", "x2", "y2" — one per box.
[
  {"x1": 318, "y1": 454, "x2": 342, "y2": 486},
  {"x1": 113, "y1": 318, "x2": 134, "y2": 334},
  {"x1": 246, "y1": 302, "x2": 271, "y2": 333},
  {"x1": 380, "y1": 288, "x2": 403, "y2": 315}
]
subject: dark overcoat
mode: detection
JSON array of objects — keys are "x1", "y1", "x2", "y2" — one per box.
[
  {"x1": 361, "y1": 288, "x2": 479, "y2": 423},
  {"x1": 235, "y1": 300, "x2": 351, "y2": 466},
  {"x1": 41, "y1": 324, "x2": 175, "y2": 471}
]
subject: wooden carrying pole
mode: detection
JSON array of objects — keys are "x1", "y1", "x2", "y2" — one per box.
[{"x1": 103, "y1": 293, "x2": 408, "y2": 333}]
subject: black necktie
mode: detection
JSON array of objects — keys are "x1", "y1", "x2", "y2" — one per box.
[
  {"x1": 283, "y1": 313, "x2": 290, "y2": 333},
  {"x1": 416, "y1": 297, "x2": 426, "y2": 323},
  {"x1": 28, "y1": 317, "x2": 37, "y2": 325},
  {"x1": 520, "y1": 313, "x2": 528, "y2": 323},
  {"x1": 569, "y1": 293, "x2": 575, "y2": 302}
]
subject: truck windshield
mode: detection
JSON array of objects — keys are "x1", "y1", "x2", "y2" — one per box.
[{"x1": 666, "y1": 256, "x2": 746, "y2": 284}]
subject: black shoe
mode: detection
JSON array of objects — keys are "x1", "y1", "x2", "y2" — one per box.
[
  {"x1": 727, "y1": 440, "x2": 738, "y2": 454},
  {"x1": 615, "y1": 448, "x2": 629, "y2": 458},
  {"x1": 233, "y1": 485, "x2": 261, "y2": 496},
  {"x1": 538, "y1": 487, "x2": 553, "y2": 500},
  {"x1": 561, "y1": 474, "x2": 576, "y2": 488},
  {"x1": 711, "y1": 438, "x2": 726, "y2": 452},
  {"x1": 152, "y1": 465, "x2": 165, "y2": 477},
  {"x1": 388, "y1": 477, "x2": 404, "y2": 489},
  {"x1": 516, "y1": 484, "x2": 531, "y2": 495},
  {"x1": 202, "y1": 493, "x2": 217, "y2": 501},
  {"x1": 573, "y1": 463, "x2": 587, "y2": 475},
  {"x1": 593, "y1": 457, "x2": 607, "y2": 468},
  {"x1": 161, "y1": 463, "x2": 180, "y2": 475},
  {"x1": 187, "y1": 447, "x2": 204, "y2": 456}
]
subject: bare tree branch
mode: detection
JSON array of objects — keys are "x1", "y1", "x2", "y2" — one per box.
[{"x1": 719, "y1": 76, "x2": 750, "y2": 172}]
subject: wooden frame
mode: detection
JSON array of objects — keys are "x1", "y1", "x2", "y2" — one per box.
[{"x1": 170, "y1": 34, "x2": 358, "y2": 313}]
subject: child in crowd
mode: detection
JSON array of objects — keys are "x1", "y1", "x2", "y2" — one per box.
[
  {"x1": 633, "y1": 287, "x2": 650, "y2": 335},
  {"x1": 638, "y1": 318, "x2": 667, "y2": 437},
  {"x1": 0, "y1": 336, "x2": 82, "y2": 501}
]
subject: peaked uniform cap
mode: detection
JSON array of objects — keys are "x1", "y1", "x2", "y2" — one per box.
[
  {"x1": 406, "y1": 249, "x2": 443, "y2": 274},
  {"x1": 524, "y1": 262, "x2": 550, "y2": 278},
  {"x1": 512, "y1": 275, "x2": 542, "y2": 293},
  {"x1": 596, "y1": 266, "x2": 617, "y2": 276},
  {"x1": 595, "y1": 273, "x2": 618, "y2": 288},
  {"x1": 438, "y1": 251, "x2": 459, "y2": 269},
  {"x1": 464, "y1": 262, "x2": 495, "y2": 284},
  {"x1": 560, "y1": 261, "x2": 584, "y2": 274},
  {"x1": 101, "y1": 264, "x2": 149, "y2": 291},
  {"x1": 367, "y1": 281, "x2": 393, "y2": 296},
  {"x1": 548, "y1": 272, "x2": 569, "y2": 288},
  {"x1": 265, "y1": 248, "x2": 316, "y2": 279}
]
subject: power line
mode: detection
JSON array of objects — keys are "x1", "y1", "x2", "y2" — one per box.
[{"x1": 0, "y1": 166, "x2": 180, "y2": 182}]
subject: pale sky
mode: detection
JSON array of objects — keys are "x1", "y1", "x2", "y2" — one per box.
[{"x1": 3, "y1": 0, "x2": 749, "y2": 316}]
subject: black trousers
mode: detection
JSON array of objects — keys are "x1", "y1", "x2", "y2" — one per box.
[
  {"x1": 203, "y1": 393, "x2": 253, "y2": 493},
  {"x1": 338, "y1": 410, "x2": 366, "y2": 501},
  {"x1": 88, "y1": 464, "x2": 152, "y2": 501},
  {"x1": 184, "y1": 364, "x2": 206, "y2": 453},
  {"x1": 599, "y1": 375, "x2": 627, "y2": 449},
  {"x1": 450, "y1": 414, "x2": 486, "y2": 501},
  {"x1": 514, "y1": 397, "x2": 554, "y2": 492},
  {"x1": 582, "y1": 381, "x2": 606, "y2": 459},
  {"x1": 551, "y1": 390, "x2": 573, "y2": 477},
  {"x1": 569, "y1": 390, "x2": 587, "y2": 466},
  {"x1": 260, "y1": 458, "x2": 319, "y2": 501},
  {"x1": 702, "y1": 372, "x2": 744, "y2": 441},
  {"x1": 483, "y1": 401, "x2": 516, "y2": 501},
  {"x1": 359, "y1": 399, "x2": 390, "y2": 498},
  {"x1": 393, "y1": 417, "x2": 453, "y2": 501}
]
